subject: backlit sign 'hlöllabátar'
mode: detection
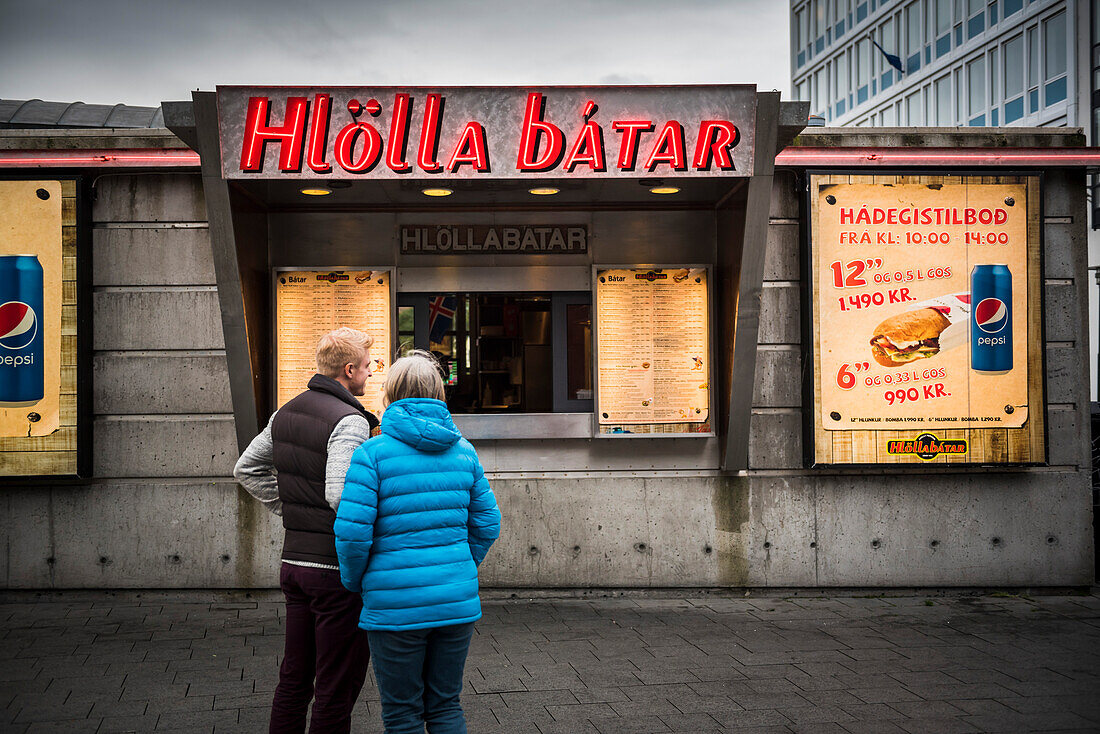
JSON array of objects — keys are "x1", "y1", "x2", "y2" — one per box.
[{"x1": 216, "y1": 86, "x2": 757, "y2": 180}]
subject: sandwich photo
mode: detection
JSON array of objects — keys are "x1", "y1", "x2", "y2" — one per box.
[{"x1": 869, "y1": 308, "x2": 952, "y2": 367}]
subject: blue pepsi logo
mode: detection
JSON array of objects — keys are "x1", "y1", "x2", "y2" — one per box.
[
  {"x1": 974, "y1": 298, "x2": 1008, "y2": 334},
  {"x1": 0, "y1": 301, "x2": 38, "y2": 349}
]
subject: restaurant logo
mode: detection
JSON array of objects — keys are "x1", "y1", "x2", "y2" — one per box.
[
  {"x1": 315, "y1": 272, "x2": 350, "y2": 283},
  {"x1": 219, "y1": 87, "x2": 755, "y2": 180},
  {"x1": 635, "y1": 270, "x2": 668, "y2": 282},
  {"x1": 886, "y1": 433, "x2": 968, "y2": 460}
]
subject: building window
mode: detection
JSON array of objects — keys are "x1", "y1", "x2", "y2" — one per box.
[
  {"x1": 796, "y1": 7, "x2": 809, "y2": 67},
  {"x1": 967, "y1": 0, "x2": 985, "y2": 39},
  {"x1": 968, "y1": 56, "x2": 986, "y2": 125},
  {"x1": 815, "y1": 68, "x2": 826, "y2": 115},
  {"x1": 816, "y1": 0, "x2": 827, "y2": 54},
  {"x1": 906, "y1": 1, "x2": 922, "y2": 73},
  {"x1": 857, "y1": 38, "x2": 871, "y2": 104},
  {"x1": 1004, "y1": 34, "x2": 1025, "y2": 123},
  {"x1": 834, "y1": 52, "x2": 850, "y2": 115},
  {"x1": 1028, "y1": 26, "x2": 1039, "y2": 113},
  {"x1": 935, "y1": 0, "x2": 952, "y2": 57},
  {"x1": 935, "y1": 75, "x2": 952, "y2": 124},
  {"x1": 1003, "y1": 0, "x2": 1023, "y2": 18},
  {"x1": 1044, "y1": 11, "x2": 1068, "y2": 105},
  {"x1": 880, "y1": 17, "x2": 897, "y2": 89},
  {"x1": 906, "y1": 90, "x2": 924, "y2": 124}
]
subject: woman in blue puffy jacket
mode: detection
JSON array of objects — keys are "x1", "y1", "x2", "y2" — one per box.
[{"x1": 335, "y1": 350, "x2": 501, "y2": 734}]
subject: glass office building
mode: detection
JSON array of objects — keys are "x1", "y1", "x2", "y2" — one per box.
[{"x1": 790, "y1": 0, "x2": 1086, "y2": 128}]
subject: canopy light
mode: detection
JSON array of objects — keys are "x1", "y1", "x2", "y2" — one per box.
[
  {"x1": 299, "y1": 187, "x2": 333, "y2": 196},
  {"x1": 421, "y1": 187, "x2": 454, "y2": 197},
  {"x1": 528, "y1": 187, "x2": 560, "y2": 196},
  {"x1": 649, "y1": 186, "x2": 680, "y2": 195}
]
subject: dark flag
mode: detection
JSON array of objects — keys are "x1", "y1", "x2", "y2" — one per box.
[{"x1": 871, "y1": 38, "x2": 905, "y2": 74}]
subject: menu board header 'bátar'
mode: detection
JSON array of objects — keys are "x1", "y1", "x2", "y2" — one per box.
[{"x1": 216, "y1": 86, "x2": 757, "y2": 180}]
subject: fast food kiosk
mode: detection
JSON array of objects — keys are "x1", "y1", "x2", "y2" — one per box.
[
  {"x1": 167, "y1": 85, "x2": 812, "y2": 586},
  {"x1": 180, "y1": 86, "x2": 797, "y2": 469}
]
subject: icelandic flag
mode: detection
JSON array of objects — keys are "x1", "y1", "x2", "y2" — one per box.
[
  {"x1": 428, "y1": 295, "x2": 456, "y2": 343},
  {"x1": 871, "y1": 38, "x2": 905, "y2": 74}
]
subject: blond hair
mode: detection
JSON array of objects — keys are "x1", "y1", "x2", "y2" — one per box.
[
  {"x1": 384, "y1": 350, "x2": 445, "y2": 405},
  {"x1": 315, "y1": 327, "x2": 374, "y2": 377}
]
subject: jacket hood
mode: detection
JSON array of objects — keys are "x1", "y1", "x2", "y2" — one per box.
[{"x1": 381, "y1": 398, "x2": 462, "y2": 452}]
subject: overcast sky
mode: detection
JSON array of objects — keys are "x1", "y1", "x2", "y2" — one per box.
[{"x1": 0, "y1": 0, "x2": 791, "y2": 108}]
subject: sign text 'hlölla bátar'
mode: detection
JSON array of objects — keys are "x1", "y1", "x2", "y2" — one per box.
[{"x1": 216, "y1": 86, "x2": 757, "y2": 179}]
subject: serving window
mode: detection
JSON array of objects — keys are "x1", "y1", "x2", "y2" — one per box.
[{"x1": 396, "y1": 292, "x2": 592, "y2": 415}]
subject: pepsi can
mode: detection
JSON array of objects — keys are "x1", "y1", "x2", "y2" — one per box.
[
  {"x1": 0, "y1": 255, "x2": 44, "y2": 407},
  {"x1": 970, "y1": 264, "x2": 1012, "y2": 374}
]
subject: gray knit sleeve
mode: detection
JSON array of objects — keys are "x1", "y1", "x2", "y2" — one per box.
[
  {"x1": 233, "y1": 412, "x2": 282, "y2": 516},
  {"x1": 325, "y1": 414, "x2": 374, "y2": 511}
]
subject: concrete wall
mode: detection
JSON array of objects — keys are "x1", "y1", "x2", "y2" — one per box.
[
  {"x1": 0, "y1": 132, "x2": 1094, "y2": 589},
  {"x1": 0, "y1": 172, "x2": 283, "y2": 589}
]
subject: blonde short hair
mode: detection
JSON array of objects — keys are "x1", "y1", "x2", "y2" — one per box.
[
  {"x1": 384, "y1": 350, "x2": 445, "y2": 405},
  {"x1": 315, "y1": 327, "x2": 374, "y2": 377}
]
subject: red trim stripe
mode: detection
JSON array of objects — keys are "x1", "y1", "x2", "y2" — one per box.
[{"x1": 0, "y1": 146, "x2": 1096, "y2": 169}]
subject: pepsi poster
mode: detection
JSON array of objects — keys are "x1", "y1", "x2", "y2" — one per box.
[
  {"x1": 809, "y1": 175, "x2": 1042, "y2": 465},
  {"x1": 0, "y1": 180, "x2": 63, "y2": 443}
]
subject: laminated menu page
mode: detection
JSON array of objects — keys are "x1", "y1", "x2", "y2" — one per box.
[
  {"x1": 276, "y1": 270, "x2": 391, "y2": 416},
  {"x1": 596, "y1": 268, "x2": 709, "y2": 425}
]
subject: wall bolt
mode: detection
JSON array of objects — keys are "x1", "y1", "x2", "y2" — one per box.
[
  {"x1": 809, "y1": 541, "x2": 817, "y2": 548},
  {"x1": 1004, "y1": 405, "x2": 1015, "y2": 414},
  {"x1": 27, "y1": 413, "x2": 40, "y2": 423},
  {"x1": 36, "y1": 188, "x2": 50, "y2": 200},
  {"x1": 830, "y1": 411, "x2": 841, "y2": 421},
  {"x1": 527, "y1": 546, "x2": 539, "y2": 556},
  {"x1": 825, "y1": 194, "x2": 836, "y2": 205},
  {"x1": 1004, "y1": 196, "x2": 1015, "y2": 206},
  {"x1": 1046, "y1": 536, "x2": 1057, "y2": 545},
  {"x1": 871, "y1": 539, "x2": 881, "y2": 549},
  {"x1": 634, "y1": 542, "x2": 648, "y2": 553},
  {"x1": 763, "y1": 541, "x2": 771, "y2": 549},
  {"x1": 704, "y1": 545, "x2": 713, "y2": 554}
]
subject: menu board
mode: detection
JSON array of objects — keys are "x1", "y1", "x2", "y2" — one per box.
[
  {"x1": 275, "y1": 270, "x2": 391, "y2": 416},
  {"x1": 810, "y1": 175, "x2": 1043, "y2": 465},
  {"x1": 595, "y1": 268, "x2": 709, "y2": 427}
]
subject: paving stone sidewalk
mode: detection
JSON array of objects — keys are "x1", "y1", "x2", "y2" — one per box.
[{"x1": 1, "y1": 590, "x2": 1098, "y2": 733}]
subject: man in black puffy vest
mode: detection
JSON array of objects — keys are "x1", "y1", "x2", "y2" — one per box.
[{"x1": 234, "y1": 327, "x2": 379, "y2": 734}]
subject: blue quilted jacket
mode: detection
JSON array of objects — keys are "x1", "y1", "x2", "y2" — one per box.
[{"x1": 334, "y1": 398, "x2": 501, "y2": 631}]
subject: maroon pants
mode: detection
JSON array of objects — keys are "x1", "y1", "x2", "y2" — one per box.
[{"x1": 269, "y1": 563, "x2": 370, "y2": 734}]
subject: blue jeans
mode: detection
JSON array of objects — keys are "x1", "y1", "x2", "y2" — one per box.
[{"x1": 367, "y1": 622, "x2": 476, "y2": 734}]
